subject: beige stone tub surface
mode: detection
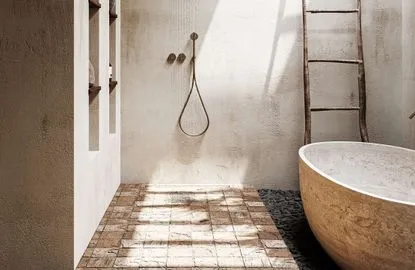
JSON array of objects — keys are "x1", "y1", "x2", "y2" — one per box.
[
  {"x1": 299, "y1": 142, "x2": 415, "y2": 270},
  {"x1": 300, "y1": 142, "x2": 415, "y2": 206}
]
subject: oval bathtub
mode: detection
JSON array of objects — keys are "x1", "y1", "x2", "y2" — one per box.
[{"x1": 299, "y1": 142, "x2": 415, "y2": 270}]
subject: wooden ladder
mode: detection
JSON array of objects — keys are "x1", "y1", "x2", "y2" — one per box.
[{"x1": 302, "y1": 0, "x2": 369, "y2": 145}]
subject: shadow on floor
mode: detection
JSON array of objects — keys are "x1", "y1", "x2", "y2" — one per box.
[{"x1": 258, "y1": 189, "x2": 339, "y2": 270}]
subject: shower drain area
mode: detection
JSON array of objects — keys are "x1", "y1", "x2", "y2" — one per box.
[{"x1": 77, "y1": 184, "x2": 298, "y2": 269}]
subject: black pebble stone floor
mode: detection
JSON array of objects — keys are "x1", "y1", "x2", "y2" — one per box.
[{"x1": 258, "y1": 189, "x2": 340, "y2": 270}]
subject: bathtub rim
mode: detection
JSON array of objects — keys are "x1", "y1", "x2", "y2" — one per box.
[{"x1": 299, "y1": 141, "x2": 415, "y2": 207}]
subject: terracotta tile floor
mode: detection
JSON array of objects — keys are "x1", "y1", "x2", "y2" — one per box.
[{"x1": 77, "y1": 184, "x2": 298, "y2": 269}]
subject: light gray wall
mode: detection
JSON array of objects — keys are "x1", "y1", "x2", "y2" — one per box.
[
  {"x1": 0, "y1": 0, "x2": 74, "y2": 268},
  {"x1": 121, "y1": 0, "x2": 413, "y2": 189},
  {"x1": 74, "y1": 0, "x2": 121, "y2": 266}
]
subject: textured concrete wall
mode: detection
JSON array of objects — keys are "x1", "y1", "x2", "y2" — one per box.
[
  {"x1": 74, "y1": 0, "x2": 121, "y2": 266},
  {"x1": 402, "y1": 0, "x2": 415, "y2": 149},
  {"x1": 121, "y1": 0, "x2": 411, "y2": 189},
  {"x1": 0, "y1": 0, "x2": 74, "y2": 269}
]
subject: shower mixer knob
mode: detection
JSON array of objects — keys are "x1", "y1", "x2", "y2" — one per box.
[
  {"x1": 166, "y1": 53, "x2": 177, "y2": 64},
  {"x1": 177, "y1": 53, "x2": 186, "y2": 64}
]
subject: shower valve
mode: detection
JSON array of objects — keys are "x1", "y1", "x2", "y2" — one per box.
[
  {"x1": 177, "y1": 53, "x2": 186, "y2": 64},
  {"x1": 166, "y1": 53, "x2": 177, "y2": 64}
]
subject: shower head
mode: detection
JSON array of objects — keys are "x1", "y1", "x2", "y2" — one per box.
[{"x1": 190, "y1": 32, "x2": 199, "y2": 41}]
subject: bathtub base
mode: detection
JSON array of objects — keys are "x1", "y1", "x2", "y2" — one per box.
[{"x1": 300, "y1": 160, "x2": 415, "y2": 270}]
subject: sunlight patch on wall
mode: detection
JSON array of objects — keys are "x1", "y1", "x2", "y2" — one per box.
[
  {"x1": 196, "y1": 0, "x2": 292, "y2": 98},
  {"x1": 148, "y1": 156, "x2": 249, "y2": 185}
]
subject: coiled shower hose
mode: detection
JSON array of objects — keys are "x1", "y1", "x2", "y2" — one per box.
[{"x1": 178, "y1": 32, "x2": 210, "y2": 137}]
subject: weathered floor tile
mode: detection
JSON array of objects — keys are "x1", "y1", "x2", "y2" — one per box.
[
  {"x1": 87, "y1": 257, "x2": 116, "y2": 267},
  {"x1": 88, "y1": 239, "x2": 98, "y2": 248},
  {"x1": 258, "y1": 230, "x2": 282, "y2": 240},
  {"x1": 100, "y1": 231, "x2": 124, "y2": 239},
  {"x1": 266, "y1": 248, "x2": 293, "y2": 257},
  {"x1": 215, "y1": 246, "x2": 241, "y2": 257},
  {"x1": 113, "y1": 257, "x2": 141, "y2": 267},
  {"x1": 77, "y1": 257, "x2": 89, "y2": 267},
  {"x1": 269, "y1": 257, "x2": 299, "y2": 269},
  {"x1": 194, "y1": 257, "x2": 218, "y2": 267},
  {"x1": 104, "y1": 224, "x2": 127, "y2": 232},
  {"x1": 96, "y1": 238, "x2": 121, "y2": 248},
  {"x1": 141, "y1": 247, "x2": 168, "y2": 257},
  {"x1": 243, "y1": 256, "x2": 272, "y2": 267},
  {"x1": 167, "y1": 256, "x2": 194, "y2": 268},
  {"x1": 117, "y1": 248, "x2": 142, "y2": 257},
  {"x1": 167, "y1": 246, "x2": 193, "y2": 257},
  {"x1": 80, "y1": 185, "x2": 298, "y2": 270},
  {"x1": 91, "y1": 248, "x2": 118, "y2": 257},
  {"x1": 121, "y1": 239, "x2": 144, "y2": 248},
  {"x1": 140, "y1": 256, "x2": 167, "y2": 267},
  {"x1": 83, "y1": 248, "x2": 94, "y2": 257},
  {"x1": 217, "y1": 256, "x2": 244, "y2": 267},
  {"x1": 192, "y1": 246, "x2": 216, "y2": 257},
  {"x1": 261, "y1": 239, "x2": 287, "y2": 249}
]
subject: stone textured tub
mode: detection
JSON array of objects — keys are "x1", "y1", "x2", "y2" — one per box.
[{"x1": 299, "y1": 142, "x2": 415, "y2": 270}]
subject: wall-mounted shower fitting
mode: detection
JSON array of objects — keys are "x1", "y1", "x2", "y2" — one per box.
[
  {"x1": 190, "y1": 32, "x2": 199, "y2": 63},
  {"x1": 190, "y1": 32, "x2": 199, "y2": 41},
  {"x1": 177, "y1": 53, "x2": 186, "y2": 64},
  {"x1": 177, "y1": 32, "x2": 210, "y2": 137},
  {"x1": 166, "y1": 53, "x2": 177, "y2": 64}
]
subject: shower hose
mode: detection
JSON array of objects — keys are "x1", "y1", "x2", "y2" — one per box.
[{"x1": 178, "y1": 32, "x2": 210, "y2": 137}]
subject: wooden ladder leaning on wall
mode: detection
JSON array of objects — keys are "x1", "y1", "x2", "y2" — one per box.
[{"x1": 302, "y1": 0, "x2": 369, "y2": 145}]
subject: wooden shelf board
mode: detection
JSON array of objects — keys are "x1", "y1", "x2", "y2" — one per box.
[
  {"x1": 89, "y1": 0, "x2": 101, "y2": 9},
  {"x1": 89, "y1": 85, "x2": 102, "y2": 94},
  {"x1": 109, "y1": 81, "x2": 118, "y2": 90}
]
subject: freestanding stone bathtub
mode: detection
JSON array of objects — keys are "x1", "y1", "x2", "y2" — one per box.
[{"x1": 299, "y1": 142, "x2": 415, "y2": 270}]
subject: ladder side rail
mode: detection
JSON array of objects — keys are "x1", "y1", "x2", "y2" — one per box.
[
  {"x1": 303, "y1": 0, "x2": 312, "y2": 145},
  {"x1": 357, "y1": 0, "x2": 369, "y2": 142}
]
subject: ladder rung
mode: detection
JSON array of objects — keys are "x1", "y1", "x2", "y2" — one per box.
[
  {"x1": 308, "y1": 59, "x2": 363, "y2": 64},
  {"x1": 307, "y1": 9, "x2": 359, "y2": 14},
  {"x1": 311, "y1": 107, "x2": 360, "y2": 112}
]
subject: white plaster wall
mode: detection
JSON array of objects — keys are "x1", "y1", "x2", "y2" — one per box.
[
  {"x1": 121, "y1": 0, "x2": 412, "y2": 189},
  {"x1": 364, "y1": 0, "x2": 403, "y2": 146},
  {"x1": 0, "y1": 1, "x2": 74, "y2": 268},
  {"x1": 74, "y1": 0, "x2": 121, "y2": 266}
]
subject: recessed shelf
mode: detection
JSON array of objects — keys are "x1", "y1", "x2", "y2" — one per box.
[
  {"x1": 109, "y1": 11, "x2": 118, "y2": 20},
  {"x1": 89, "y1": 0, "x2": 101, "y2": 9},
  {"x1": 89, "y1": 85, "x2": 102, "y2": 94},
  {"x1": 109, "y1": 81, "x2": 118, "y2": 91}
]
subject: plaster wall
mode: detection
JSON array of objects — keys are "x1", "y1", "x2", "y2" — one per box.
[
  {"x1": 74, "y1": 0, "x2": 121, "y2": 266},
  {"x1": 402, "y1": 0, "x2": 415, "y2": 149},
  {"x1": 0, "y1": 0, "x2": 74, "y2": 268},
  {"x1": 121, "y1": 0, "x2": 411, "y2": 189}
]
